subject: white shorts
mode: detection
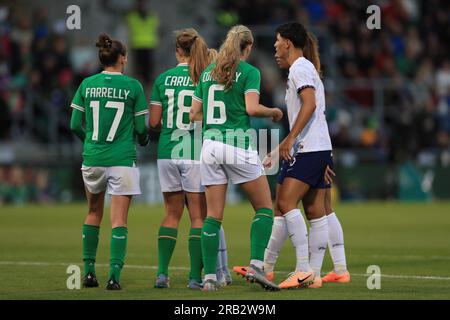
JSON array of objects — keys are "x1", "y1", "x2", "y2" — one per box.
[
  {"x1": 200, "y1": 139, "x2": 263, "y2": 185},
  {"x1": 157, "y1": 159, "x2": 204, "y2": 193},
  {"x1": 81, "y1": 165, "x2": 141, "y2": 195}
]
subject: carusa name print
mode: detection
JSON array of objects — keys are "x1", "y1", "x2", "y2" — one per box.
[{"x1": 164, "y1": 75, "x2": 194, "y2": 87}]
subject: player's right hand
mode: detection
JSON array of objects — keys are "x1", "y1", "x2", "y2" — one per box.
[
  {"x1": 271, "y1": 108, "x2": 283, "y2": 122},
  {"x1": 279, "y1": 136, "x2": 294, "y2": 161},
  {"x1": 324, "y1": 165, "x2": 336, "y2": 184},
  {"x1": 262, "y1": 147, "x2": 280, "y2": 170}
]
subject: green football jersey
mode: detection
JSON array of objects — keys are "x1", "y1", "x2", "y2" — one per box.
[
  {"x1": 193, "y1": 60, "x2": 260, "y2": 149},
  {"x1": 71, "y1": 71, "x2": 149, "y2": 167},
  {"x1": 151, "y1": 63, "x2": 198, "y2": 160}
]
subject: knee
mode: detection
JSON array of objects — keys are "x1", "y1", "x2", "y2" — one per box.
[
  {"x1": 305, "y1": 206, "x2": 325, "y2": 220},
  {"x1": 87, "y1": 206, "x2": 103, "y2": 224},
  {"x1": 87, "y1": 208, "x2": 102, "y2": 217},
  {"x1": 273, "y1": 203, "x2": 283, "y2": 217},
  {"x1": 277, "y1": 196, "x2": 295, "y2": 215},
  {"x1": 88, "y1": 199, "x2": 103, "y2": 214}
]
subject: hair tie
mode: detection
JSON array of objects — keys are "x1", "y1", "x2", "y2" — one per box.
[
  {"x1": 231, "y1": 30, "x2": 246, "y2": 35},
  {"x1": 105, "y1": 39, "x2": 112, "y2": 48}
]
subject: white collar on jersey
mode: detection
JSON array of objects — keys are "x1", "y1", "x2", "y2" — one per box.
[
  {"x1": 177, "y1": 63, "x2": 188, "y2": 66},
  {"x1": 102, "y1": 71, "x2": 122, "y2": 75},
  {"x1": 290, "y1": 56, "x2": 306, "y2": 71}
]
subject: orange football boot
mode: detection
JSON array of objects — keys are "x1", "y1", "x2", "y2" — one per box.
[
  {"x1": 233, "y1": 266, "x2": 274, "y2": 281},
  {"x1": 321, "y1": 271, "x2": 351, "y2": 283},
  {"x1": 278, "y1": 271, "x2": 314, "y2": 289},
  {"x1": 307, "y1": 275, "x2": 322, "y2": 288},
  {"x1": 233, "y1": 266, "x2": 248, "y2": 278}
]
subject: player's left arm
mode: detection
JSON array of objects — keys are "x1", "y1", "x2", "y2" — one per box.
[
  {"x1": 189, "y1": 97, "x2": 203, "y2": 122},
  {"x1": 279, "y1": 88, "x2": 316, "y2": 161},
  {"x1": 149, "y1": 77, "x2": 163, "y2": 130},
  {"x1": 70, "y1": 108, "x2": 85, "y2": 141},
  {"x1": 134, "y1": 114, "x2": 149, "y2": 146},
  {"x1": 69, "y1": 82, "x2": 86, "y2": 142},
  {"x1": 149, "y1": 104, "x2": 162, "y2": 130},
  {"x1": 134, "y1": 81, "x2": 150, "y2": 146}
]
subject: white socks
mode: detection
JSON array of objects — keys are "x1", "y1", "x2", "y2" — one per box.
[
  {"x1": 284, "y1": 209, "x2": 312, "y2": 273},
  {"x1": 263, "y1": 210, "x2": 347, "y2": 276},
  {"x1": 264, "y1": 216, "x2": 288, "y2": 273},
  {"x1": 308, "y1": 215, "x2": 329, "y2": 277},
  {"x1": 327, "y1": 212, "x2": 347, "y2": 273},
  {"x1": 250, "y1": 259, "x2": 264, "y2": 269},
  {"x1": 217, "y1": 226, "x2": 227, "y2": 273},
  {"x1": 204, "y1": 273, "x2": 217, "y2": 281}
]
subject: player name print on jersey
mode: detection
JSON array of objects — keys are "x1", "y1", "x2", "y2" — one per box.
[
  {"x1": 71, "y1": 72, "x2": 149, "y2": 167},
  {"x1": 164, "y1": 76, "x2": 194, "y2": 87},
  {"x1": 202, "y1": 71, "x2": 242, "y2": 83},
  {"x1": 193, "y1": 61, "x2": 260, "y2": 150},
  {"x1": 85, "y1": 87, "x2": 131, "y2": 100},
  {"x1": 151, "y1": 63, "x2": 200, "y2": 161}
]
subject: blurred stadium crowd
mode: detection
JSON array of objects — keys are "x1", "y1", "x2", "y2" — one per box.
[
  {"x1": 0, "y1": 166, "x2": 55, "y2": 205},
  {"x1": 217, "y1": 0, "x2": 450, "y2": 164},
  {"x1": 0, "y1": 0, "x2": 449, "y2": 203}
]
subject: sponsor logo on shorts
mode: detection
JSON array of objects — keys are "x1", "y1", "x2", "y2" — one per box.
[{"x1": 203, "y1": 232, "x2": 217, "y2": 237}]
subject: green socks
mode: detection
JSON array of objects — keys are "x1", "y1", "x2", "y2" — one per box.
[
  {"x1": 157, "y1": 226, "x2": 178, "y2": 276},
  {"x1": 83, "y1": 225, "x2": 129, "y2": 282},
  {"x1": 250, "y1": 208, "x2": 274, "y2": 261},
  {"x1": 82, "y1": 224, "x2": 99, "y2": 277},
  {"x1": 109, "y1": 226, "x2": 128, "y2": 282},
  {"x1": 201, "y1": 217, "x2": 222, "y2": 275},
  {"x1": 188, "y1": 228, "x2": 203, "y2": 282}
]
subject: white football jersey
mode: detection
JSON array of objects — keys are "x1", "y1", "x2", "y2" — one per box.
[{"x1": 285, "y1": 57, "x2": 332, "y2": 154}]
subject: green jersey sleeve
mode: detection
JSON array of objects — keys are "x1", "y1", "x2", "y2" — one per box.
[
  {"x1": 71, "y1": 81, "x2": 86, "y2": 112},
  {"x1": 244, "y1": 67, "x2": 261, "y2": 95},
  {"x1": 134, "y1": 81, "x2": 149, "y2": 116}
]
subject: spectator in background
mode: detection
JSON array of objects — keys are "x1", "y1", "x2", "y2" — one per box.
[
  {"x1": 0, "y1": 166, "x2": 57, "y2": 204},
  {"x1": 35, "y1": 169, "x2": 53, "y2": 203},
  {"x1": 0, "y1": 167, "x2": 7, "y2": 204},
  {"x1": 126, "y1": 0, "x2": 159, "y2": 87},
  {"x1": 9, "y1": 166, "x2": 31, "y2": 205}
]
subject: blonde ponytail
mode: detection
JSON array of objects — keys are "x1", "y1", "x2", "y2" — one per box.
[
  {"x1": 208, "y1": 48, "x2": 218, "y2": 63},
  {"x1": 175, "y1": 28, "x2": 211, "y2": 85},
  {"x1": 211, "y1": 25, "x2": 253, "y2": 90}
]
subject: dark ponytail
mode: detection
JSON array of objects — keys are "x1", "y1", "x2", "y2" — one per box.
[
  {"x1": 95, "y1": 33, "x2": 126, "y2": 67},
  {"x1": 303, "y1": 31, "x2": 321, "y2": 76}
]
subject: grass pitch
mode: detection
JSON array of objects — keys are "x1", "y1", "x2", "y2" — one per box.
[{"x1": 1, "y1": 202, "x2": 450, "y2": 300}]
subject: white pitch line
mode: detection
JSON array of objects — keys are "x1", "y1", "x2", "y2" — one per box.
[
  {"x1": 1, "y1": 261, "x2": 450, "y2": 281},
  {"x1": 0, "y1": 261, "x2": 185, "y2": 270},
  {"x1": 360, "y1": 254, "x2": 450, "y2": 261},
  {"x1": 352, "y1": 273, "x2": 450, "y2": 281}
]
